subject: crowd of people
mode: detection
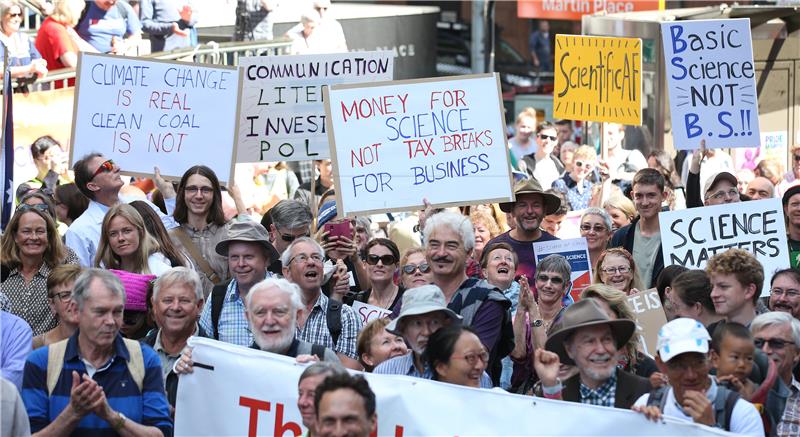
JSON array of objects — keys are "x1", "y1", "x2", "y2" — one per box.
[
  {"x1": 2, "y1": 0, "x2": 347, "y2": 90},
  {"x1": 2, "y1": 103, "x2": 800, "y2": 436}
]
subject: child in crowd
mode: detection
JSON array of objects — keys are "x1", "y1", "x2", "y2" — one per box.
[{"x1": 711, "y1": 322, "x2": 757, "y2": 400}]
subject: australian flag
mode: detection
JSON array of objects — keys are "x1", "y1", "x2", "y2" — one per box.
[{"x1": 1, "y1": 65, "x2": 13, "y2": 231}]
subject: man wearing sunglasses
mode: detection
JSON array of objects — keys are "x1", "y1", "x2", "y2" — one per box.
[
  {"x1": 520, "y1": 121, "x2": 563, "y2": 190},
  {"x1": 751, "y1": 312, "x2": 800, "y2": 435},
  {"x1": 264, "y1": 200, "x2": 313, "y2": 273},
  {"x1": 66, "y1": 153, "x2": 178, "y2": 267}
]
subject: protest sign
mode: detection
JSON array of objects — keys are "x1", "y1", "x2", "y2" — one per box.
[
  {"x1": 323, "y1": 73, "x2": 513, "y2": 217},
  {"x1": 553, "y1": 35, "x2": 642, "y2": 125},
  {"x1": 352, "y1": 301, "x2": 392, "y2": 325},
  {"x1": 70, "y1": 52, "x2": 241, "y2": 182},
  {"x1": 236, "y1": 51, "x2": 394, "y2": 163},
  {"x1": 659, "y1": 198, "x2": 789, "y2": 295},
  {"x1": 733, "y1": 130, "x2": 788, "y2": 173},
  {"x1": 626, "y1": 288, "x2": 667, "y2": 357},
  {"x1": 533, "y1": 237, "x2": 592, "y2": 302},
  {"x1": 176, "y1": 337, "x2": 732, "y2": 436},
  {"x1": 661, "y1": 19, "x2": 760, "y2": 150}
]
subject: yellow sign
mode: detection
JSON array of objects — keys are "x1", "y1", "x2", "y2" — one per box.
[{"x1": 553, "y1": 35, "x2": 642, "y2": 125}]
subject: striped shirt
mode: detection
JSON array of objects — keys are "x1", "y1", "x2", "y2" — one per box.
[
  {"x1": 22, "y1": 332, "x2": 172, "y2": 436},
  {"x1": 296, "y1": 292, "x2": 361, "y2": 359},
  {"x1": 579, "y1": 369, "x2": 618, "y2": 407},
  {"x1": 373, "y1": 352, "x2": 494, "y2": 388}
]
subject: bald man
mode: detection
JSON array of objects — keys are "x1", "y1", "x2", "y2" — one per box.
[{"x1": 746, "y1": 176, "x2": 775, "y2": 200}]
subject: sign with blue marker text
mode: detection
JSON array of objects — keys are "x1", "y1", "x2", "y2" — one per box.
[
  {"x1": 533, "y1": 237, "x2": 592, "y2": 303},
  {"x1": 659, "y1": 198, "x2": 788, "y2": 295},
  {"x1": 323, "y1": 74, "x2": 513, "y2": 217},
  {"x1": 236, "y1": 51, "x2": 394, "y2": 163},
  {"x1": 70, "y1": 52, "x2": 241, "y2": 183},
  {"x1": 661, "y1": 19, "x2": 759, "y2": 150}
]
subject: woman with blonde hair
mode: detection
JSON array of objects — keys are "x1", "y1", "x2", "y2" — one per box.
[
  {"x1": 552, "y1": 145, "x2": 596, "y2": 210},
  {"x1": 593, "y1": 247, "x2": 644, "y2": 295},
  {"x1": 35, "y1": 0, "x2": 96, "y2": 74},
  {"x1": 0, "y1": 0, "x2": 47, "y2": 82},
  {"x1": 603, "y1": 194, "x2": 636, "y2": 232},
  {"x1": 1, "y1": 205, "x2": 78, "y2": 335},
  {"x1": 469, "y1": 210, "x2": 501, "y2": 269},
  {"x1": 508, "y1": 107, "x2": 538, "y2": 164},
  {"x1": 95, "y1": 203, "x2": 172, "y2": 275},
  {"x1": 580, "y1": 285, "x2": 659, "y2": 378}
]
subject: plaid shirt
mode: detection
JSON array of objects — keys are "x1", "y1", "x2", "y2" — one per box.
[
  {"x1": 199, "y1": 276, "x2": 272, "y2": 347},
  {"x1": 778, "y1": 378, "x2": 800, "y2": 437},
  {"x1": 296, "y1": 292, "x2": 361, "y2": 359},
  {"x1": 373, "y1": 352, "x2": 494, "y2": 388},
  {"x1": 579, "y1": 369, "x2": 618, "y2": 407}
]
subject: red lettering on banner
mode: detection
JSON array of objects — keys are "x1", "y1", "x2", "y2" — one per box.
[
  {"x1": 274, "y1": 403, "x2": 302, "y2": 437},
  {"x1": 369, "y1": 425, "x2": 405, "y2": 437},
  {"x1": 239, "y1": 396, "x2": 270, "y2": 437}
]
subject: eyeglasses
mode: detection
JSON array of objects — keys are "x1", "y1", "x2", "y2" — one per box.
[
  {"x1": 184, "y1": 186, "x2": 214, "y2": 195},
  {"x1": 402, "y1": 263, "x2": 431, "y2": 274},
  {"x1": 279, "y1": 232, "x2": 310, "y2": 243},
  {"x1": 770, "y1": 288, "x2": 800, "y2": 299},
  {"x1": 601, "y1": 266, "x2": 631, "y2": 275},
  {"x1": 17, "y1": 203, "x2": 50, "y2": 214},
  {"x1": 754, "y1": 337, "x2": 794, "y2": 350},
  {"x1": 49, "y1": 290, "x2": 72, "y2": 302},
  {"x1": 580, "y1": 224, "x2": 607, "y2": 233},
  {"x1": 454, "y1": 350, "x2": 489, "y2": 366},
  {"x1": 315, "y1": 6, "x2": 327, "y2": 11},
  {"x1": 489, "y1": 254, "x2": 514, "y2": 264},
  {"x1": 574, "y1": 160, "x2": 589, "y2": 168},
  {"x1": 7, "y1": 12, "x2": 21, "y2": 18},
  {"x1": 536, "y1": 274, "x2": 564, "y2": 285},
  {"x1": 89, "y1": 159, "x2": 115, "y2": 181},
  {"x1": 538, "y1": 134, "x2": 557, "y2": 141},
  {"x1": 289, "y1": 253, "x2": 323, "y2": 265},
  {"x1": 366, "y1": 254, "x2": 396, "y2": 265},
  {"x1": 706, "y1": 188, "x2": 739, "y2": 201}
]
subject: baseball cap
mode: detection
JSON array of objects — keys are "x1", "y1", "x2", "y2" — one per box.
[
  {"x1": 703, "y1": 171, "x2": 738, "y2": 200},
  {"x1": 783, "y1": 184, "x2": 800, "y2": 205},
  {"x1": 656, "y1": 318, "x2": 711, "y2": 362}
]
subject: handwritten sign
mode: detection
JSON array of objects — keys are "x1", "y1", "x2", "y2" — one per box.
[
  {"x1": 659, "y1": 198, "x2": 789, "y2": 295},
  {"x1": 324, "y1": 73, "x2": 513, "y2": 216},
  {"x1": 626, "y1": 288, "x2": 667, "y2": 357},
  {"x1": 553, "y1": 35, "x2": 642, "y2": 125},
  {"x1": 70, "y1": 53, "x2": 241, "y2": 182},
  {"x1": 236, "y1": 52, "x2": 394, "y2": 163},
  {"x1": 352, "y1": 301, "x2": 392, "y2": 325},
  {"x1": 532, "y1": 237, "x2": 592, "y2": 303},
  {"x1": 661, "y1": 19, "x2": 760, "y2": 150}
]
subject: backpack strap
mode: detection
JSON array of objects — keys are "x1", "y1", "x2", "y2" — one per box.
[
  {"x1": 173, "y1": 227, "x2": 221, "y2": 284},
  {"x1": 211, "y1": 283, "x2": 229, "y2": 340},
  {"x1": 122, "y1": 338, "x2": 144, "y2": 393},
  {"x1": 713, "y1": 386, "x2": 740, "y2": 431},
  {"x1": 646, "y1": 386, "x2": 670, "y2": 413},
  {"x1": 326, "y1": 299, "x2": 342, "y2": 347},
  {"x1": 46, "y1": 339, "x2": 69, "y2": 396},
  {"x1": 311, "y1": 344, "x2": 326, "y2": 360}
]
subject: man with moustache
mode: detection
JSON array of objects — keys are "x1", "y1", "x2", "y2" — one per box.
[
  {"x1": 535, "y1": 298, "x2": 651, "y2": 409},
  {"x1": 487, "y1": 178, "x2": 562, "y2": 280},
  {"x1": 769, "y1": 268, "x2": 800, "y2": 320},
  {"x1": 424, "y1": 212, "x2": 512, "y2": 384}
]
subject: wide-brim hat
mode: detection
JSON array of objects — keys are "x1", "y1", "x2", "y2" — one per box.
[
  {"x1": 499, "y1": 178, "x2": 561, "y2": 215},
  {"x1": 386, "y1": 284, "x2": 461, "y2": 336},
  {"x1": 545, "y1": 299, "x2": 636, "y2": 365},
  {"x1": 215, "y1": 221, "x2": 280, "y2": 261}
]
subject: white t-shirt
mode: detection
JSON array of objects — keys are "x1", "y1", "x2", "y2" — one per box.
[
  {"x1": 633, "y1": 381, "x2": 764, "y2": 437},
  {"x1": 533, "y1": 156, "x2": 560, "y2": 191}
]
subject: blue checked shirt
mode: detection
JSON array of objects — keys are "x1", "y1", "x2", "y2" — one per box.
[
  {"x1": 199, "y1": 276, "x2": 271, "y2": 347},
  {"x1": 579, "y1": 369, "x2": 618, "y2": 407},
  {"x1": 296, "y1": 292, "x2": 362, "y2": 359},
  {"x1": 374, "y1": 352, "x2": 494, "y2": 388}
]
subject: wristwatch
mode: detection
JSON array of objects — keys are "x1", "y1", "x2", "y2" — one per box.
[
  {"x1": 112, "y1": 412, "x2": 127, "y2": 431},
  {"x1": 532, "y1": 319, "x2": 544, "y2": 327}
]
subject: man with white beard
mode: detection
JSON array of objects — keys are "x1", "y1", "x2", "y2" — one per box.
[{"x1": 174, "y1": 278, "x2": 339, "y2": 376}]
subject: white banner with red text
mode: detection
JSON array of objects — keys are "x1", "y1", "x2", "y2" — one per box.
[{"x1": 175, "y1": 337, "x2": 733, "y2": 436}]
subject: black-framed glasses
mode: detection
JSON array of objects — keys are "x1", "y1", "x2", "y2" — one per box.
[
  {"x1": 402, "y1": 263, "x2": 430, "y2": 274},
  {"x1": 279, "y1": 231, "x2": 310, "y2": 243},
  {"x1": 536, "y1": 274, "x2": 564, "y2": 285},
  {"x1": 366, "y1": 254, "x2": 396, "y2": 266},
  {"x1": 602, "y1": 266, "x2": 631, "y2": 275},
  {"x1": 754, "y1": 338, "x2": 794, "y2": 350},
  {"x1": 538, "y1": 134, "x2": 557, "y2": 141},
  {"x1": 49, "y1": 290, "x2": 72, "y2": 302},
  {"x1": 7, "y1": 12, "x2": 21, "y2": 17},
  {"x1": 184, "y1": 186, "x2": 214, "y2": 195},
  {"x1": 89, "y1": 159, "x2": 115, "y2": 181}
]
